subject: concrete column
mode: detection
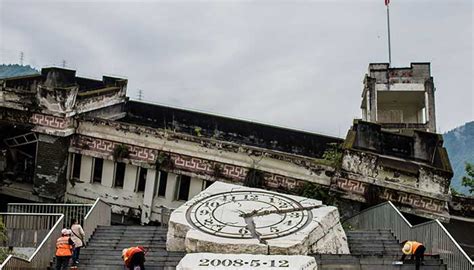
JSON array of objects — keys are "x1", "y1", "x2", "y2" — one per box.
[
  {"x1": 34, "y1": 135, "x2": 70, "y2": 201},
  {"x1": 189, "y1": 177, "x2": 203, "y2": 199},
  {"x1": 141, "y1": 169, "x2": 157, "y2": 224},
  {"x1": 101, "y1": 160, "x2": 115, "y2": 188},
  {"x1": 165, "y1": 173, "x2": 178, "y2": 202},
  {"x1": 124, "y1": 164, "x2": 138, "y2": 192},
  {"x1": 425, "y1": 78, "x2": 437, "y2": 132},
  {"x1": 80, "y1": 156, "x2": 93, "y2": 183}
]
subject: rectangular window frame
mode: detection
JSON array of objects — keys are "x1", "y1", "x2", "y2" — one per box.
[
  {"x1": 135, "y1": 167, "x2": 147, "y2": 192},
  {"x1": 92, "y1": 158, "x2": 103, "y2": 184},
  {"x1": 175, "y1": 175, "x2": 191, "y2": 201},
  {"x1": 156, "y1": 171, "x2": 168, "y2": 198},
  {"x1": 114, "y1": 162, "x2": 126, "y2": 188},
  {"x1": 71, "y1": 154, "x2": 81, "y2": 180}
]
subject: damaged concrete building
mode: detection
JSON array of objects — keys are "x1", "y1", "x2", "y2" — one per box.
[{"x1": 0, "y1": 63, "x2": 455, "y2": 225}]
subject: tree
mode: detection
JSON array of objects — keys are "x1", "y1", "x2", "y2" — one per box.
[
  {"x1": 0, "y1": 217, "x2": 8, "y2": 263},
  {"x1": 462, "y1": 162, "x2": 474, "y2": 194}
]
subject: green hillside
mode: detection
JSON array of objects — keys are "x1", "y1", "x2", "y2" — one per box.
[
  {"x1": 0, "y1": 64, "x2": 39, "y2": 79},
  {"x1": 444, "y1": 121, "x2": 474, "y2": 195}
]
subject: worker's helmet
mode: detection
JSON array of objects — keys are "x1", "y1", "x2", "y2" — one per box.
[
  {"x1": 402, "y1": 242, "x2": 412, "y2": 255},
  {"x1": 61, "y1": 228, "x2": 70, "y2": 235}
]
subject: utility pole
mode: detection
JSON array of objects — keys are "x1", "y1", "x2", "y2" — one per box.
[
  {"x1": 19, "y1": 52, "x2": 24, "y2": 66},
  {"x1": 385, "y1": 0, "x2": 392, "y2": 67},
  {"x1": 137, "y1": 89, "x2": 144, "y2": 101},
  {"x1": 62, "y1": 60, "x2": 66, "y2": 68}
]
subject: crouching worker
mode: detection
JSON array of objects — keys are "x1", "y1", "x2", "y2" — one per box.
[
  {"x1": 400, "y1": 240, "x2": 426, "y2": 270},
  {"x1": 55, "y1": 229, "x2": 74, "y2": 270},
  {"x1": 122, "y1": 246, "x2": 147, "y2": 270}
]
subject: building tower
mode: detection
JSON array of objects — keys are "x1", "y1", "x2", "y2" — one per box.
[{"x1": 361, "y1": 63, "x2": 436, "y2": 133}]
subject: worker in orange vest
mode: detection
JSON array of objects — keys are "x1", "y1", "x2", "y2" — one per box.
[
  {"x1": 55, "y1": 229, "x2": 74, "y2": 270},
  {"x1": 122, "y1": 246, "x2": 147, "y2": 270},
  {"x1": 400, "y1": 240, "x2": 426, "y2": 270}
]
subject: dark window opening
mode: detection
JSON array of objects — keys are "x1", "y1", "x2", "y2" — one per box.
[
  {"x1": 92, "y1": 158, "x2": 103, "y2": 183},
  {"x1": 204, "y1": 180, "x2": 213, "y2": 189},
  {"x1": 136, "y1": 167, "x2": 147, "y2": 192},
  {"x1": 114, "y1": 162, "x2": 125, "y2": 188},
  {"x1": 177, "y1": 175, "x2": 191, "y2": 201},
  {"x1": 157, "y1": 171, "x2": 168, "y2": 197},
  {"x1": 72, "y1": 154, "x2": 81, "y2": 179}
]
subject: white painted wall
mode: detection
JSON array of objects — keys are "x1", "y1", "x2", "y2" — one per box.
[
  {"x1": 124, "y1": 164, "x2": 138, "y2": 192},
  {"x1": 189, "y1": 177, "x2": 204, "y2": 198},
  {"x1": 79, "y1": 156, "x2": 93, "y2": 183},
  {"x1": 141, "y1": 169, "x2": 157, "y2": 224},
  {"x1": 102, "y1": 159, "x2": 115, "y2": 188}
]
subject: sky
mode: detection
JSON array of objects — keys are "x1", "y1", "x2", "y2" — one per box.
[{"x1": 0, "y1": 0, "x2": 472, "y2": 137}]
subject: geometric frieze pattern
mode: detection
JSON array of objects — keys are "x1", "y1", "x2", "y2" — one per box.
[
  {"x1": 72, "y1": 135, "x2": 444, "y2": 214},
  {"x1": 335, "y1": 178, "x2": 367, "y2": 195},
  {"x1": 71, "y1": 135, "x2": 300, "y2": 189},
  {"x1": 30, "y1": 113, "x2": 72, "y2": 129},
  {"x1": 336, "y1": 177, "x2": 444, "y2": 213}
]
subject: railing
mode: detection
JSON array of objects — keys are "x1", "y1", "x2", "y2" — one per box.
[
  {"x1": 0, "y1": 213, "x2": 63, "y2": 270},
  {"x1": 8, "y1": 203, "x2": 93, "y2": 229},
  {"x1": 344, "y1": 201, "x2": 474, "y2": 270},
  {"x1": 82, "y1": 198, "x2": 111, "y2": 243},
  {"x1": 1, "y1": 198, "x2": 111, "y2": 269},
  {"x1": 0, "y1": 213, "x2": 60, "y2": 247}
]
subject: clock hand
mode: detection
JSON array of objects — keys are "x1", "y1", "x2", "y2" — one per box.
[
  {"x1": 240, "y1": 204, "x2": 321, "y2": 218},
  {"x1": 242, "y1": 215, "x2": 266, "y2": 244}
]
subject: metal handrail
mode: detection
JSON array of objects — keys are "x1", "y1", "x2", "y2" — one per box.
[
  {"x1": 0, "y1": 213, "x2": 64, "y2": 270},
  {"x1": 8, "y1": 203, "x2": 93, "y2": 228},
  {"x1": 344, "y1": 201, "x2": 473, "y2": 270},
  {"x1": 1, "y1": 198, "x2": 111, "y2": 269}
]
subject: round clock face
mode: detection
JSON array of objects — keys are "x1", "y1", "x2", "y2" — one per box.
[{"x1": 186, "y1": 190, "x2": 313, "y2": 240}]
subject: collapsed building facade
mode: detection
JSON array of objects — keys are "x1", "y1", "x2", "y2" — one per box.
[{"x1": 0, "y1": 63, "x2": 454, "y2": 225}]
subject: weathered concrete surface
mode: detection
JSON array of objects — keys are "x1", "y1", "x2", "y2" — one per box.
[
  {"x1": 176, "y1": 253, "x2": 317, "y2": 270},
  {"x1": 167, "y1": 182, "x2": 349, "y2": 255}
]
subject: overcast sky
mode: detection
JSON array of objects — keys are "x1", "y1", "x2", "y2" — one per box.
[{"x1": 0, "y1": 0, "x2": 472, "y2": 137}]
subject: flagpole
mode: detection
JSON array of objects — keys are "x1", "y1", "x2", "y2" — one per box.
[{"x1": 386, "y1": 2, "x2": 392, "y2": 67}]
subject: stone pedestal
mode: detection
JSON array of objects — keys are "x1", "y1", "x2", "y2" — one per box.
[
  {"x1": 167, "y1": 182, "x2": 349, "y2": 255},
  {"x1": 176, "y1": 253, "x2": 317, "y2": 270}
]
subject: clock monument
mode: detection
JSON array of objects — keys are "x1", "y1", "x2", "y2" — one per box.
[{"x1": 167, "y1": 182, "x2": 349, "y2": 255}]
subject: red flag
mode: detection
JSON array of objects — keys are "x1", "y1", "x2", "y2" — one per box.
[{"x1": 385, "y1": 0, "x2": 390, "y2": 5}]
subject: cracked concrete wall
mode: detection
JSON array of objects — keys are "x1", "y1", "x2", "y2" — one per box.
[
  {"x1": 34, "y1": 134, "x2": 70, "y2": 201},
  {"x1": 67, "y1": 156, "x2": 205, "y2": 224},
  {"x1": 341, "y1": 149, "x2": 450, "y2": 199}
]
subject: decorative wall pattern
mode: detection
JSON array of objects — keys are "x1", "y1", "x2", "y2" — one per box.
[
  {"x1": 335, "y1": 177, "x2": 444, "y2": 213},
  {"x1": 72, "y1": 135, "x2": 300, "y2": 189},
  {"x1": 30, "y1": 113, "x2": 72, "y2": 129},
  {"x1": 72, "y1": 135, "x2": 445, "y2": 214},
  {"x1": 335, "y1": 178, "x2": 368, "y2": 195},
  {"x1": 380, "y1": 189, "x2": 444, "y2": 213}
]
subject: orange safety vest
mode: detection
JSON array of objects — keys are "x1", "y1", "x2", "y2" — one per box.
[
  {"x1": 404, "y1": 241, "x2": 423, "y2": 255},
  {"x1": 123, "y1": 246, "x2": 145, "y2": 267},
  {"x1": 56, "y1": 236, "x2": 73, "y2": 257}
]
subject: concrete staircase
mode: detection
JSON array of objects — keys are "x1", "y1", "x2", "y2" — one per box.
[
  {"x1": 79, "y1": 225, "x2": 184, "y2": 270},
  {"x1": 80, "y1": 227, "x2": 447, "y2": 269},
  {"x1": 313, "y1": 229, "x2": 447, "y2": 269}
]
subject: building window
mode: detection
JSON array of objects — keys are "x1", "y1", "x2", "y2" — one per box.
[
  {"x1": 92, "y1": 158, "x2": 103, "y2": 183},
  {"x1": 202, "y1": 180, "x2": 213, "y2": 190},
  {"x1": 157, "y1": 171, "x2": 168, "y2": 197},
  {"x1": 114, "y1": 162, "x2": 125, "y2": 188},
  {"x1": 72, "y1": 154, "x2": 81, "y2": 180},
  {"x1": 176, "y1": 175, "x2": 191, "y2": 201},
  {"x1": 136, "y1": 167, "x2": 147, "y2": 192}
]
